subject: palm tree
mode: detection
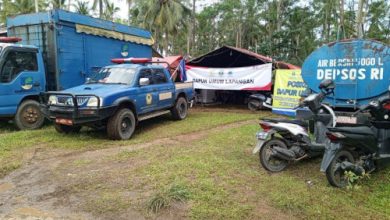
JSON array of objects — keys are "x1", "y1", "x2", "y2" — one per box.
[
  {"x1": 92, "y1": 0, "x2": 104, "y2": 18},
  {"x1": 103, "y1": 1, "x2": 120, "y2": 21},
  {"x1": 8, "y1": 0, "x2": 37, "y2": 15},
  {"x1": 73, "y1": 0, "x2": 89, "y2": 15},
  {"x1": 9, "y1": 0, "x2": 35, "y2": 14},
  {"x1": 50, "y1": 0, "x2": 66, "y2": 9},
  {"x1": 126, "y1": 0, "x2": 132, "y2": 23},
  {"x1": 134, "y1": 0, "x2": 191, "y2": 55}
]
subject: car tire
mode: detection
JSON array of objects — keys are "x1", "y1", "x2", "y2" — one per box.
[
  {"x1": 171, "y1": 97, "x2": 188, "y2": 120},
  {"x1": 14, "y1": 100, "x2": 45, "y2": 130},
  {"x1": 107, "y1": 108, "x2": 136, "y2": 140},
  {"x1": 54, "y1": 124, "x2": 82, "y2": 134}
]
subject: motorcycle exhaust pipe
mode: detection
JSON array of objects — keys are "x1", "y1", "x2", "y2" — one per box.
[
  {"x1": 271, "y1": 147, "x2": 296, "y2": 161},
  {"x1": 340, "y1": 161, "x2": 365, "y2": 175}
]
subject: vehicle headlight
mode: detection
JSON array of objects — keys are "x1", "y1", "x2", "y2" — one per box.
[
  {"x1": 48, "y1": 95, "x2": 57, "y2": 105},
  {"x1": 86, "y1": 97, "x2": 101, "y2": 107}
]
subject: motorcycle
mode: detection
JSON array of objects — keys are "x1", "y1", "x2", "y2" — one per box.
[
  {"x1": 320, "y1": 95, "x2": 390, "y2": 187},
  {"x1": 253, "y1": 79, "x2": 337, "y2": 172},
  {"x1": 247, "y1": 93, "x2": 272, "y2": 111}
]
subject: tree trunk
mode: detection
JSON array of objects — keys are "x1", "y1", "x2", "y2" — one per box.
[
  {"x1": 338, "y1": 0, "x2": 345, "y2": 40},
  {"x1": 34, "y1": 0, "x2": 39, "y2": 12},
  {"x1": 356, "y1": 0, "x2": 365, "y2": 38},
  {"x1": 187, "y1": 0, "x2": 196, "y2": 55},
  {"x1": 99, "y1": 0, "x2": 103, "y2": 18},
  {"x1": 164, "y1": 30, "x2": 169, "y2": 56},
  {"x1": 276, "y1": 0, "x2": 282, "y2": 32}
]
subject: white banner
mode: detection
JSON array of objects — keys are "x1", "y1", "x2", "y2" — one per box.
[{"x1": 186, "y1": 63, "x2": 272, "y2": 91}]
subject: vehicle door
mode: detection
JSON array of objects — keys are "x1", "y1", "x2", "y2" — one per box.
[
  {"x1": 151, "y1": 68, "x2": 174, "y2": 109},
  {"x1": 0, "y1": 47, "x2": 44, "y2": 115},
  {"x1": 136, "y1": 68, "x2": 159, "y2": 114}
]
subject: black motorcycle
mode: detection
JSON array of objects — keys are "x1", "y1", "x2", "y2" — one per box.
[
  {"x1": 253, "y1": 79, "x2": 337, "y2": 172},
  {"x1": 321, "y1": 97, "x2": 390, "y2": 187}
]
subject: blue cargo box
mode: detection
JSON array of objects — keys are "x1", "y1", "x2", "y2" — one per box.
[{"x1": 7, "y1": 10, "x2": 153, "y2": 90}]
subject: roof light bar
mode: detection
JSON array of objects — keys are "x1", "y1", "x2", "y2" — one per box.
[
  {"x1": 111, "y1": 58, "x2": 151, "y2": 64},
  {"x1": 0, "y1": 37, "x2": 22, "y2": 43}
]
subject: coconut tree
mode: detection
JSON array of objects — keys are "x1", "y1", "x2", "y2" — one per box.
[
  {"x1": 133, "y1": 0, "x2": 191, "y2": 55},
  {"x1": 50, "y1": 0, "x2": 67, "y2": 9},
  {"x1": 92, "y1": 0, "x2": 104, "y2": 18},
  {"x1": 73, "y1": 0, "x2": 90, "y2": 15},
  {"x1": 103, "y1": 1, "x2": 120, "y2": 21},
  {"x1": 8, "y1": 0, "x2": 36, "y2": 14},
  {"x1": 126, "y1": 0, "x2": 132, "y2": 23}
]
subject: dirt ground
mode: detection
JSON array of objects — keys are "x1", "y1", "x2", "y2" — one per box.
[{"x1": 0, "y1": 108, "x2": 292, "y2": 220}]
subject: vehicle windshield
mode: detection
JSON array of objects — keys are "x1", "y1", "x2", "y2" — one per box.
[{"x1": 88, "y1": 67, "x2": 137, "y2": 85}]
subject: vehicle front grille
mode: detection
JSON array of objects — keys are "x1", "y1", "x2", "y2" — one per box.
[
  {"x1": 56, "y1": 96, "x2": 89, "y2": 106},
  {"x1": 76, "y1": 97, "x2": 89, "y2": 106}
]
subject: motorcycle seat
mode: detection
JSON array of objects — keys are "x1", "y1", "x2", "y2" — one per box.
[
  {"x1": 328, "y1": 126, "x2": 375, "y2": 136},
  {"x1": 262, "y1": 118, "x2": 308, "y2": 128}
]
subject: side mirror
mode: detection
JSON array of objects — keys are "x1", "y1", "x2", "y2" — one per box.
[
  {"x1": 139, "y1": 78, "x2": 150, "y2": 86},
  {"x1": 86, "y1": 77, "x2": 91, "y2": 83}
]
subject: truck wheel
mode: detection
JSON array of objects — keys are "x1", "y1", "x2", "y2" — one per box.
[
  {"x1": 54, "y1": 124, "x2": 82, "y2": 134},
  {"x1": 14, "y1": 100, "x2": 45, "y2": 130},
  {"x1": 107, "y1": 108, "x2": 136, "y2": 140},
  {"x1": 248, "y1": 99, "x2": 263, "y2": 111},
  {"x1": 171, "y1": 97, "x2": 188, "y2": 120}
]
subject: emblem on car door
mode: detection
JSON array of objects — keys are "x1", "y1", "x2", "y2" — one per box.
[{"x1": 146, "y1": 93, "x2": 152, "y2": 105}]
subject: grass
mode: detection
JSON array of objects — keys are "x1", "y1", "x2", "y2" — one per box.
[
  {"x1": 84, "y1": 190, "x2": 132, "y2": 215},
  {"x1": 0, "y1": 110, "x2": 260, "y2": 177},
  {"x1": 0, "y1": 108, "x2": 389, "y2": 219},
  {"x1": 124, "y1": 123, "x2": 390, "y2": 219},
  {"x1": 147, "y1": 183, "x2": 191, "y2": 213}
]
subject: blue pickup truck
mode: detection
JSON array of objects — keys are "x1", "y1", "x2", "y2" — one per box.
[{"x1": 41, "y1": 58, "x2": 194, "y2": 140}]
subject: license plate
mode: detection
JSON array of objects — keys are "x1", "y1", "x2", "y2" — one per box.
[
  {"x1": 336, "y1": 116, "x2": 357, "y2": 124},
  {"x1": 55, "y1": 118, "x2": 73, "y2": 126},
  {"x1": 252, "y1": 140, "x2": 265, "y2": 154}
]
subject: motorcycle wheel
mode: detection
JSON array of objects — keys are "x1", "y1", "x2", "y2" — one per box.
[
  {"x1": 325, "y1": 150, "x2": 355, "y2": 188},
  {"x1": 248, "y1": 99, "x2": 262, "y2": 111},
  {"x1": 259, "y1": 139, "x2": 289, "y2": 172}
]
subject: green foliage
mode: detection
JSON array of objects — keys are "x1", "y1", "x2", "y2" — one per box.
[
  {"x1": 0, "y1": 111, "x2": 257, "y2": 177},
  {"x1": 0, "y1": 111, "x2": 389, "y2": 219},
  {"x1": 147, "y1": 183, "x2": 191, "y2": 213},
  {"x1": 130, "y1": 0, "x2": 191, "y2": 54},
  {"x1": 1, "y1": 0, "x2": 388, "y2": 62},
  {"x1": 73, "y1": 0, "x2": 90, "y2": 15},
  {"x1": 345, "y1": 170, "x2": 370, "y2": 190}
]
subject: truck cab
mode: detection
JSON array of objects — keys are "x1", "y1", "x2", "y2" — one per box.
[
  {"x1": 0, "y1": 40, "x2": 46, "y2": 129},
  {"x1": 42, "y1": 58, "x2": 194, "y2": 140}
]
